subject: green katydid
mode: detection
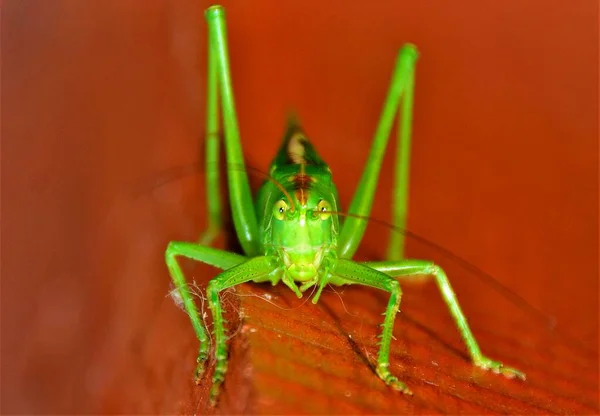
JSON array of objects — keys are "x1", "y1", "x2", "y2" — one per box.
[{"x1": 165, "y1": 4, "x2": 525, "y2": 405}]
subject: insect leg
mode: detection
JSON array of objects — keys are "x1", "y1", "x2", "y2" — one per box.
[
  {"x1": 364, "y1": 259, "x2": 526, "y2": 380},
  {"x1": 205, "y1": 6, "x2": 260, "y2": 256},
  {"x1": 330, "y1": 259, "x2": 412, "y2": 394},
  {"x1": 338, "y1": 45, "x2": 419, "y2": 259},
  {"x1": 199, "y1": 8, "x2": 222, "y2": 246},
  {"x1": 165, "y1": 242, "x2": 246, "y2": 379},
  {"x1": 386, "y1": 48, "x2": 416, "y2": 261},
  {"x1": 204, "y1": 255, "x2": 279, "y2": 404}
]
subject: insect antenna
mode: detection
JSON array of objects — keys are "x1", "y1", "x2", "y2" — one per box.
[
  {"x1": 131, "y1": 160, "x2": 202, "y2": 197},
  {"x1": 229, "y1": 281, "x2": 320, "y2": 312},
  {"x1": 328, "y1": 210, "x2": 596, "y2": 358},
  {"x1": 325, "y1": 285, "x2": 358, "y2": 317},
  {"x1": 132, "y1": 160, "x2": 296, "y2": 212},
  {"x1": 140, "y1": 162, "x2": 594, "y2": 357},
  {"x1": 244, "y1": 165, "x2": 296, "y2": 212}
]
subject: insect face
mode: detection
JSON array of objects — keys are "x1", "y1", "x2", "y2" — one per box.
[{"x1": 269, "y1": 187, "x2": 337, "y2": 282}]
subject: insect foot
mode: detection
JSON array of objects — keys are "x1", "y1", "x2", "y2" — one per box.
[
  {"x1": 209, "y1": 382, "x2": 222, "y2": 407},
  {"x1": 193, "y1": 362, "x2": 205, "y2": 384},
  {"x1": 208, "y1": 355, "x2": 229, "y2": 405},
  {"x1": 193, "y1": 350, "x2": 209, "y2": 382},
  {"x1": 376, "y1": 363, "x2": 413, "y2": 395},
  {"x1": 474, "y1": 356, "x2": 526, "y2": 380}
]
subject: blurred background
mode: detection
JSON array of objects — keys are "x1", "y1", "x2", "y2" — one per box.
[{"x1": 2, "y1": 0, "x2": 597, "y2": 414}]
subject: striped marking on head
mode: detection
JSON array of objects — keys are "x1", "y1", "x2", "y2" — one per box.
[{"x1": 290, "y1": 164, "x2": 315, "y2": 206}]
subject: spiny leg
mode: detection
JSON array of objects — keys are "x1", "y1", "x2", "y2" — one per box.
[
  {"x1": 205, "y1": 6, "x2": 261, "y2": 256},
  {"x1": 330, "y1": 259, "x2": 412, "y2": 394},
  {"x1": 338, "y1": 45, "x2": 419, "y2": 259},
  {"x1": 165, "y1": 242, "x2": 247, "y2": 379},
  {"x1": 204, "y1": 256, "x2": 278, "y2": 404},
  {"x1": 364, "y1": 259, "x2": 526, "y2": 379}
]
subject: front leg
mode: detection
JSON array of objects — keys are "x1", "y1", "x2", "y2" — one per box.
[
  {"x1": 330, "y1": 259, "x2": 413, "y2": 394},
  {"x1": 364, "y1": 259, "x2": 526, "y2": 380},
  {"x1": 165, "y1": 242, "x2": 247, "y2": 379},
  {"x1": 205, "y1": 255, "x2": 279, "y2": 404}
]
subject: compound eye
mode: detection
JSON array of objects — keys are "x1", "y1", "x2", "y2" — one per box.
[
  {"x1": 273, "y1": 200, "x2": 288, "y2": 220},
  {"x1": 316, "y1": 199, "x2": 331, "y2": 220}
]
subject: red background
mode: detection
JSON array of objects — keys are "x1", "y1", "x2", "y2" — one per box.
[{"x1": 2, "y1": 0, "x2": 598, "y2": 413}]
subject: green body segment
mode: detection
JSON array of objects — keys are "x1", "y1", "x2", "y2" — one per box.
[
  {"x1": 256, "y1": 121, "x2": 341, "y2": 292},
  {"x1": 165, "y1": 5, "x2": 525, "y2": 406}
]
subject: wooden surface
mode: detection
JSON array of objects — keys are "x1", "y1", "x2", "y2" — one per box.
[{"x1": 2, "y1": 0, "x2": 598, "y2": 414}]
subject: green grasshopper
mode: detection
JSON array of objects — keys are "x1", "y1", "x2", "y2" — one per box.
[{"x1": 165, "y1": 4, "x2": 525, "y2": 405}]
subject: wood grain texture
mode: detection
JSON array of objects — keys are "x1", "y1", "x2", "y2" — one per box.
[{"x1": 2, "y1": 0, "x2": 598, "y2": 414}]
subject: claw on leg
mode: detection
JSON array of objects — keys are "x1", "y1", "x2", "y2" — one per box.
[
  {"x1": 209, "y1": 380, "x2": 223, "y2": 406},
  {"x1": 194, "y1": 365, "x2": 204, "y2": 384},
  {"x1": 376, "y1": 363, "x2": 413, "y2": 395},
  {"x1": 194, "y1": 353, "x2": 208, "y2": 383},
  {"x1": 474, "y1": 356, "x2": 526, "y2": 380},
  {"x1": 208, "y1": 357, "x2": 228, "y2": 406}
]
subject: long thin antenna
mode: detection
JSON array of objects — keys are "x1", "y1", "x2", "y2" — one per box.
[{"x1": 330, "y1": 210, "x2": 596, "y2": 358}]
